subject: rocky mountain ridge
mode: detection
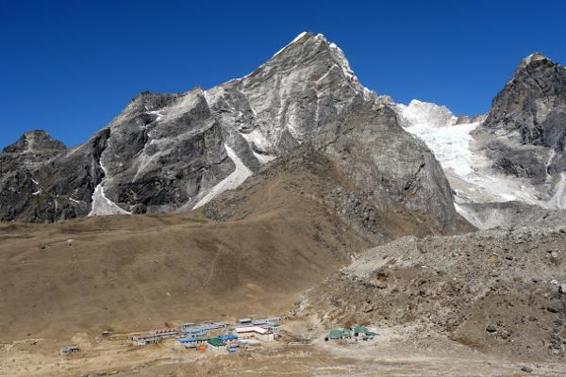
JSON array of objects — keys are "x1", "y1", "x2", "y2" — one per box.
[
  {"x1": 0, "y1": 32, "x2": 462, "y2": 234},
  {"x1": 4, "y1": 34, "x2": 566, "y2": 234}
]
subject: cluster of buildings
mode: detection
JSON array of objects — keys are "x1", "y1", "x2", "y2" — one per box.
[
  {"x1": 325, "y1": 325, "x2": 376, "y2": 343},
  {"x1": 130, "y1": 317, "x2": 281, "y2": 353},
  {"x1": 130, "y1": 328, "x2": 179, "y2": 346},
  {"x1": 60, "y1": 319, "x2": 377, "y2": 357},
  {"x1": 59, "y1": 344, "x2": 80, "y2": 356}
]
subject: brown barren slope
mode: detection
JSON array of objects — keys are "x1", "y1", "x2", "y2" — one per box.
[
  {"x1": 0, "y1": 146, "x2": 471, "y2": 342},
  {"x1": 0, "y1": 148, "x2": 366, "y2": 341}
]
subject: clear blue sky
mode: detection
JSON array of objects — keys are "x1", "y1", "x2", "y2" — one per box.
[{"x1": 1, "y1": 0, "x2": 565, "y2": 148}]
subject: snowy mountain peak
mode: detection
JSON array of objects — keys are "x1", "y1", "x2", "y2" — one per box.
[
  {"x1": 396, "y1": 99, "x2": 457, "y2": 129},
  {"x1": 513, "y1": 52, "x2": 557, "y2": 76},
  {"x1": 522, "y1": 52, "x2": 548, "y2": 66},
  {"x1": 270, "y1": 32, "x2": 364, "y2": 90}
]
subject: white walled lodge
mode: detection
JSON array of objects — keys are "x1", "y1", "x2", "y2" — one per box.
[{"x1": 235, "y1": 326, "x2": 275, "y2": 342}]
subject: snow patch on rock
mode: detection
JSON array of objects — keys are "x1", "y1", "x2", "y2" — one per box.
[
  {"x1": 202, "y1": 87, "x2": 225, "y2": 108},
  {"x1": 272, "y1": 31, "x2": 308, "y2": 58},
  {"x1": 88, "y1": 185, "x2": 130, "y2": 216},
  {"x1": 193, "y1": 144, "x2": 253, "y2": 209},
  {"x1": 548, "y1": 173, "x2": 566, "y2": 209},
  {"x1": 147, "y1": 110, "x2": 163, "y2": 122},
  {"x1": 89, "y1": 160, "x2": 131, "y2": 216},
  {"x1": 240, "y1": 129, "x2": 276, "y2": 164},
  {"x1": 521, "y1": 52, "x2": 546, "y2": 67}
]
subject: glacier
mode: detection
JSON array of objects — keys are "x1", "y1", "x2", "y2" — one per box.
[{"x1": 396, "y1": 100, "x2": 550, "y2": 226}]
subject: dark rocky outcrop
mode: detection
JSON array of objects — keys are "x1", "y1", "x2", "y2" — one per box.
[
  {"x1": 0, "y1": 129, "x2": 111, "y2": 222},
  {"x1": 477, "y1": 53, "x2": 566, "y2": 190}
]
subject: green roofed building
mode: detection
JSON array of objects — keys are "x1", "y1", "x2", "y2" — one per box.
[
  {"x1": 352, "y1": 325, "x2": 376, "y2": 340},
  {"x1": 207, "y1": 337, "x2": 227, "y2": 351},
  {"x1": 326, "y1": 328, "x2": 351, "y2": 340},
  {"x1": 326, "y1": 325, "x2": 376, "y2": 342}
]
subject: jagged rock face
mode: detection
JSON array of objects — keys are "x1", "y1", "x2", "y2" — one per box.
[
  {"x1": 479, "y1": 53, "x2": 566, "y2": 190},
  {"x1": 0, "y1": 131, "x2": 69, "y2": 222},
  {"x1": 0, "y1": 32, "x2": 461, "y2": 230},
  {"x1": 485, "y1": 53, "x2": 566, "y2": 144},
  {"x1": 316, "y1": 101, "x2": 460, "y2": 231},
  {"x1": 204, "y1": 32, "x2": 370, "y2": 159},
  {"x1": 0, "y1": 130, "x2": 110, "y2": 222},
  {"x1": 99, "y1": 90, "x2": 233, "y2": 214}
]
